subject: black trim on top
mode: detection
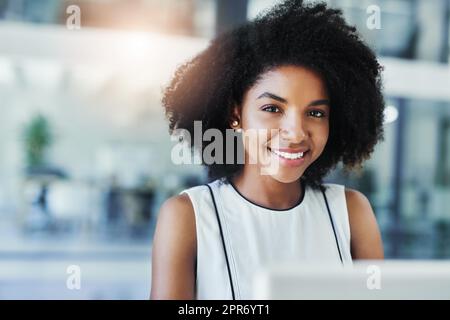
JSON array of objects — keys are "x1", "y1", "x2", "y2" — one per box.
[
  {"x1": 205, "y1": 184, "x2": 236, "y2": 300},
  {"x1": 227, "y1": 179, "x2": 307, "y2": 212},
  {"x1": 321, "y1": 187, "x2": 344, "y2": 264}
]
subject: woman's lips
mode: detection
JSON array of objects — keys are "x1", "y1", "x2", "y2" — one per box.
[
  {"x1": 267, "y1": 147, "x2": 309, "y2": 167},
  {"x1": 274, "y1": 147, "x2": 309, "y2": 153}
]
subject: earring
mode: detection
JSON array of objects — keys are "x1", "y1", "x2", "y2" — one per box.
[{"x1": 231, "y1": 120, "x2": 239, "y2": 127}]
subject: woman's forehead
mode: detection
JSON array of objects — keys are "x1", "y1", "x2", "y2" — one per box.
[{"x1": 246, "y1": 65, "x2": 329, "y2": 102}]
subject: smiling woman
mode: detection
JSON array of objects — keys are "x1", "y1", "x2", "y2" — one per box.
[
  {"x1": 151, "y1": 0, "x2": 385, "y2": 300},
  {"x1": 235, "y1": 65, "x2": 331, "y2": 183}
]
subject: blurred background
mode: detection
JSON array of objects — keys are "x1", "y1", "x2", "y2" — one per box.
[{"x1": 0, "y1": 0, "x2": 449, "y2": 299}]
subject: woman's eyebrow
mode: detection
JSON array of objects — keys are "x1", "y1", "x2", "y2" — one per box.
[
  {"x1": 256, "y1": 92, "x2": 287, "y2": 103},
  {"x1": 257, "y1": 93, "x2": 329, "y2": 107},
  {"x1": 307, "y1": 99, "x2": 330, "y2": 107}
]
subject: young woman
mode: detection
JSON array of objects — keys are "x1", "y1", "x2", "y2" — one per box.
[{"x1": 151, "y1": 0, "x2": 385, "y2": 300}]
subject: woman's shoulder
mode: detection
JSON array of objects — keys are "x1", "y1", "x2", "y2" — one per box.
[
  {"x1": 179, "y1": 178, "x2": 225, "y2": 200},
  {"x1": 155, "y1": 193, "x2": 196, "y2": 242},
  {"x1": 321, "y1": 182, "x2": 345, "y2": 191},
  {"x1": 343, "y1": 188, "x2": 370, "y2": 207},
  {"x1": 152, "y1": 193, "x2": 197, "y2": 262},
  {"x1": 318, "y1": 183, "x2": 346, "y2": 202},
  {"x1": 321, "y1": 183, "x2": 372, "y2": 217},
  {"x1": 158, "y1": 178, "x2": 224, "y2": 221},
  {"x1": 341, "y1": 187, "x2": 384, "y2": 259},
  {"x1": 151, "y1": 193, "x2": 197, "y2": 299},
  {"x1": 160, "y1": 193, "x2": 194, "y2": 214},
  {"x1": 321, "y1": 183, "x2": 369, "y2": 204},
  {"x1": 319, "y1": 183, "x2": 383, "y2": 258}
]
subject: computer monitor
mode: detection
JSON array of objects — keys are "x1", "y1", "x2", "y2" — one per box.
[{"x1": 252, "y1": 260, "x2": 450, "y2": 299}]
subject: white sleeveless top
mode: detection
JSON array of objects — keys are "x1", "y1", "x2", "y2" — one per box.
[{"x1": 180, "y1": 178, "x2": 352, "y2": 299}]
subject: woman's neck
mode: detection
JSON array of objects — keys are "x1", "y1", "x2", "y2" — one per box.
[{"x1": 230, "y1": 166, "x2": 304, "y2": 210}]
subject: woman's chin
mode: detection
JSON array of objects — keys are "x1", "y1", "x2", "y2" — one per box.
[
  {"x1": 257, "y1": 154, "x2": 306, "y2": 183},
  {"x1": 264, "y1": 169, "x2": 304, "y2": 184}
]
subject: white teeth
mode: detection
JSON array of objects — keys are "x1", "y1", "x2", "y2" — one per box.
[{"x1": 270, "y1": 149, "x2": 306, "y2": 160}]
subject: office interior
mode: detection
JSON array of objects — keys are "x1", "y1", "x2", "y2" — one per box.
[{"x1": 0, "y1": 0, "x2": 449, "y2": 299}]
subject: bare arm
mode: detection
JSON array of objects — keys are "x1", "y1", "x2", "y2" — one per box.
[
  {"x1": 345, "y1": 188, "x2": 384, "y2": 259},
  {"x1": 150, "y1": 193, "x2": 197, "y2": 299}
]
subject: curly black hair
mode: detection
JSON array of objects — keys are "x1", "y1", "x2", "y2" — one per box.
[{"x1": 162, "y1": 0, "x2": 385, "y2": 189}]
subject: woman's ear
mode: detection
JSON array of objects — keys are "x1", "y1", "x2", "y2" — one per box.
[{"x1": 229, "y1": 105, "x2": 241, "y2": 129}]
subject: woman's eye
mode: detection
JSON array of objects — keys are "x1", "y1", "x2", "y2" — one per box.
[
  {"x1": 261, "y1": 105, "x2": 281, "y2": 113},
  {"x1": 309, "y1": 110, "x2": 325, "y2": 118}
]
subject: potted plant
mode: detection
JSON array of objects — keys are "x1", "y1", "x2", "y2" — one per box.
[
  {"x1": 23, "y1": 113, "x2": 53, "y2": 170},
  {"x1": 21, "y1": 113, "x2": 60, "y2": 231}
]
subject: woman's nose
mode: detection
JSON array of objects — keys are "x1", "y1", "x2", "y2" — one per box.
[{"x1": 280, "y1": 116, "x2": 307, "y2": 143}]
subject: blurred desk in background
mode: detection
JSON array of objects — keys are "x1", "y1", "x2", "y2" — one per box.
[{"x1": 0, "y1": 218, "x2": 152, "y2": 300}]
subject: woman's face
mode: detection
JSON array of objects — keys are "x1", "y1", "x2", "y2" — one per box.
[{"x1": 236, "y1": 65, "x2": 330, "y2": 183}]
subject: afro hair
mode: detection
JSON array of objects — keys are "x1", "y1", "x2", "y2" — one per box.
[{"x1": 162, "y1": 0, "x2": 385, "y2": 189}]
